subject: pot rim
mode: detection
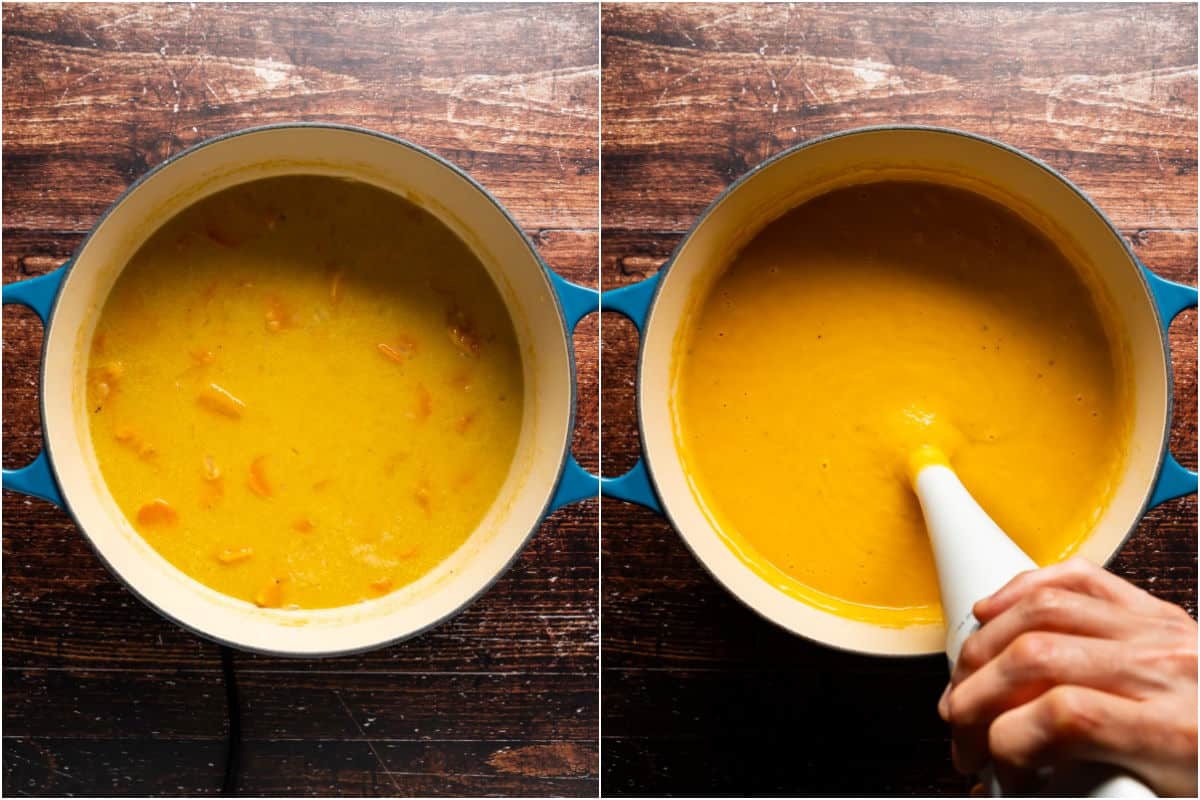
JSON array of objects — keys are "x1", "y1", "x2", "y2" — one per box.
[
  {"x1": 36, "y1": 122, "x2": 580, "y2": 657},
  {"x1": 633, "y1": 124, "x2": 1175, "y2": 658}
]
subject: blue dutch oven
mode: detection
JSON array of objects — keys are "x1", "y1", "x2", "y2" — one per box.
[
  {"x1": 598, "y1": 126, "x2": 1197, "y2": 656},
  {"x1": 3, "y1": 124, "x2": 602, "y2": 656}
]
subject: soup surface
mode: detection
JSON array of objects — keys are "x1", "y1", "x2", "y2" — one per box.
[
  {"x1": 673, "y1": 181, "x2": 1130, "y2": 627},
  {"x1": 87, "y1": 175, "x2": 524, "y2": 610}
]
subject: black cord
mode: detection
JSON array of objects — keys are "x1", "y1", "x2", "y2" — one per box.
[{"x1": 219, "y1": 646, "x2": 242, "y2": 796}]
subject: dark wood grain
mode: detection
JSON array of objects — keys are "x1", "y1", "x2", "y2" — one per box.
[
  {"x1": 3, "y1": 4, "x2": 598, "y2": 797},
  {"x1": 4, "y1": 738, "x2": 598, "y2": 797},
  {"x1": 600, "y1": 3, "x2": 1197, "y2": 796}
]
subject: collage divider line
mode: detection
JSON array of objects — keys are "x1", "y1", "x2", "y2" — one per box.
[{"x1": 596, "y1": 2, "x2": 604, "y2": 793}]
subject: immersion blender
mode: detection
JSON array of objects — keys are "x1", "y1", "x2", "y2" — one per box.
[{"x1": 910, "y1": 450, "x2": 1156, "y2": 798}]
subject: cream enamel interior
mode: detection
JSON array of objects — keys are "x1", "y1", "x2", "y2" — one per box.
[
  {"x1": 639, "y1": 128, "x2": 1170, "y2": 656},
  {"x1": 41, "y1": 126, "x2": 574, "y2": 655}
]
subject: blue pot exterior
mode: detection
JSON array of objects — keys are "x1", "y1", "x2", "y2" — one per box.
[
  {"x1": 1140, "y1": 265, "x2": 1199, "y2": 505},
  {"x1": 2, "y1": 267, "x2": 68, "y2": 506}
]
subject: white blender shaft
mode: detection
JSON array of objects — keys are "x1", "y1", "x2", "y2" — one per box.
[
  {"x1": 913, "y1": 463, "x2": 1036, "y2": 664},
  {"x1": 912, "y1": 463, "x2": 1156, "y2": 799}
]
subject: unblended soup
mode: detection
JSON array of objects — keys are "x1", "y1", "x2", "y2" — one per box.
[
  {"x1": 673, "y1": 181, "x2": 1130, "y2": 627},
  {"x1": 87, "y1": 175, "x2": 524, "y2": 610}
]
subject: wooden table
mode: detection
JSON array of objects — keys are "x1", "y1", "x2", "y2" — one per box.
[
  {"x1": 600, "y1": 4, "x2": 1197, "y2": 796},
  {"x1": 3, "y1": 4, "x2": 598, "y2": 796}
]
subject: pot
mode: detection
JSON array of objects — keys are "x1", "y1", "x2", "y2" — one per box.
[
  {"x1": 600, "y1": 126, "x2": 1197, "y2": 657},
  {"x1": 2, "y1": 123, "x2": 602, "y2": 657}
]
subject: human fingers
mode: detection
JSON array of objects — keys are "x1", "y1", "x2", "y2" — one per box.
[
  {"x1": 973, "y1": 557, "x2": 1167, "y2": 624},
  {"x1": 987, "y1": 685, "x2": 1196, "y2": 796},
  {"x1": 949, "y1": 588, "x2": 1142, "y2": 689}
]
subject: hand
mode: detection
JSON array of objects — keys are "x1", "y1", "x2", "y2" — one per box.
[{"x1": 937, "y1": 556, "x2": 1198, "y2": 797}]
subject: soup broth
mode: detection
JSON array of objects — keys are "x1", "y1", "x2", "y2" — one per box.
[
  {"x1": 87, "y1": 175, "x2": 524, "y2": 610},
  {"x1": 673, "y1": 181, "x2": 1130, "y2": 626}
]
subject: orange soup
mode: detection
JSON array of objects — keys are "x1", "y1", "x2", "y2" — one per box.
[
  {"x1": 673, "y1": 181, "x2": 1131, "y2": 626},
  {"x1": 87, "y1": 176, "x2": 524, "y2": 610}
]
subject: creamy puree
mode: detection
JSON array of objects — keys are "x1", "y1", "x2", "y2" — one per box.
[
  {"x1": 673, "y1": 181, "x2": 1130, "y2": 627},
  {"x1": 87, "y1": 176, "x2": 523, "y2": 610}
]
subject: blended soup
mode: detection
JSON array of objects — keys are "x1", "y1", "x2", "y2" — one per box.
[
  {"x1": 673, "y1": 181, "x2": 1130, "y2": 627},
  {"x1": 87, "y1": 175, "x2": 524, "y2": 610}
]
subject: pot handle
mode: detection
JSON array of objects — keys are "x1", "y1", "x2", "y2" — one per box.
[
  {"x1": 547, "y1": 271, "x2": 664, "y2": 512},
  {"x1": 596, "y1": 274, "x2": 662, "y2": 512},
  {"x1": 1142, "y1": 265, "x2": 1197, "y2": 507},
  {"x1": 546, "y1": 271, "x2": 602, "y2": 510},
  {"x1": 3, "y1": 267, "x2": 67, "y2": 507}
]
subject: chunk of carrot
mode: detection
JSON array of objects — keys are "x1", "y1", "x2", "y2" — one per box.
[
  {"x1": 198, "y1": 383, "x2": 246, "y2": 419},
  {"x1": 89, "y1": 361, "x2": 124, "y2": 411},
  {"x1": 93, "y1": 381, "x2": 111, "y2": 409},
  {"x1": 377, "y1": 343, "x2": 407, "y2": 364},
  {"x1": 397, "y1": 543, "x2": 422, "y2": 559},
  {"x1": 254, "y1": 578, "x2": 285, "y2": 608},
  {"x1": 265, "y1": 296, "x2": 291, "y2": 332},
  {"x1": 415, "y1": 383, "x2": 434, "y2": 422},
  {"x1": 96, "y1": 361, "x2": 125, "y2": 382},
  {"x1": 113, "y1": 425, "x2": 154, "y2": 460},
  {"x1": 137, "y1": 499, "x2": 178, "y2": 527},
  {"x1": 248, "y1": 456, "x2": 273, "y2": 498},
  {"x1": 454, "y1": 411, "x2": 477, "y2": 434},
  {"x1": 292, "y1": 517, "x2": 315, "y2": 533},
  {"x1": 216, "y1": 546, "x2": 254, "y2": 565},
  {"x1": 329, "y1": 269, "x2": 344, "y2": 306},
  {"x1": 369, "y1": 577, "x2": 394, "y2": 594},
  {"x1": 190, "y1": 349, "x2": 216, "y2": 366},
  {"x1": 447, "y1": 308, "x2": 481, "y2": 357},
  {"x1": 205, "y1": 225, "x2": 241, "y2": 248},
  {"x1": 414, "y1": 483, "x2": 431, "y2": 515},
  {"x1": 394, "y1": 333, "x2": 418, "y2": 357}
]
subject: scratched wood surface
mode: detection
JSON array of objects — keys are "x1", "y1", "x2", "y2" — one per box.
[
  {"x1": 600, "y1": 3, "x2": 1197, "y2": 796},
  {"x1": 2, "y1": 4, "x2": 598, "y2": 796}
]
